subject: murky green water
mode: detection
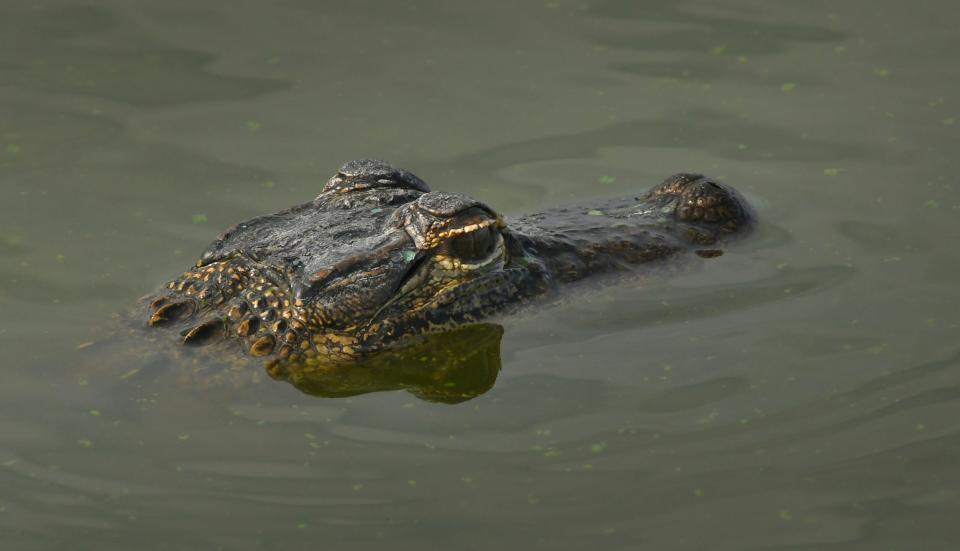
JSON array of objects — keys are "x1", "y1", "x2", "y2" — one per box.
[{"x1": 2, "y1": 1, "x2": 959, "y2": 549}]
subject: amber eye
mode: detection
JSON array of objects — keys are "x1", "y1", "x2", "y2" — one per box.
[{"x1": 448, "y1": 226, "x2": 497, "y2": 262}]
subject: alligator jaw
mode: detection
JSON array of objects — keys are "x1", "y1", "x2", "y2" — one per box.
[{"x1": 506, "y1": 173, "x2": 753, "y2": 285}]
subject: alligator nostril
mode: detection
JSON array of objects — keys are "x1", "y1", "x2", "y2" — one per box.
[{"x1": 707, "y1": 181, "x2": 722, "y2": 190}]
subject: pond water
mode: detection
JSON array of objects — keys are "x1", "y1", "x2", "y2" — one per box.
[{"x1": 2, "y1": 1, "x2": 959, "y2": 549}]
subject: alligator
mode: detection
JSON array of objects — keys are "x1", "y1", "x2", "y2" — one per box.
[{"x1": 143, "y1": 159, "x2": 753, "y2": 394}]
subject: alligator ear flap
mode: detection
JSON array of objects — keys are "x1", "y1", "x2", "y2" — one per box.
[
  {"x1": 388, "y1": 203, "x2": 435, "y2": 250},
  {"x1": 386, "y1": 202, "x2": 431, "y2": 249},
  {"x1": 322, "y1": 159, "x2": 430, "y2": 194}
]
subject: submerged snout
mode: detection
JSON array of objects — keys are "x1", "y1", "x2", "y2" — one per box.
[{"x1": 643, "y1": 173, "x2": 753, "y2": 233}]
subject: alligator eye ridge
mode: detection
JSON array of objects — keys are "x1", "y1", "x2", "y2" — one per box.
[{"x1": 448, "y1": 226, "x2": 497, "y2": 262}]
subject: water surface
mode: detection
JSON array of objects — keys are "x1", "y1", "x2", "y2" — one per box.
[{"x1": 2, "y1": 1, "x2": 959, "y2": 549}]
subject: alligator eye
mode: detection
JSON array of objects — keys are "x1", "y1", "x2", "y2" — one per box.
[{"x1": 448, "y1": 226, "x2": 497, "y2": 262}]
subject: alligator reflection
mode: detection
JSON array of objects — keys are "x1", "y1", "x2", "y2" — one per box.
[{"x1": 266, "y1": 324, "x2": 502, "y2": 404}]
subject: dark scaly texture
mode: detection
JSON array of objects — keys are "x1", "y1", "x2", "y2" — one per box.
[{"x1": 143, "y1": 159, "x2": 754, "y2": 379}]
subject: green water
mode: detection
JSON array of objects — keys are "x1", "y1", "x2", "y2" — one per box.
[{"x1": 2, "y1": 1, "x2": 959, "y2": 549}]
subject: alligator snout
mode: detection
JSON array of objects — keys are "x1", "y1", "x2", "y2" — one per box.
[{"x1": 643, "y1": 173, "x2": 753, "y2": 233}]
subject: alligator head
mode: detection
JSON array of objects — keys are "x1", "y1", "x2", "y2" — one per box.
[{"x1": 145, "y1": 159, "x2": 753, "y2": 382}]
